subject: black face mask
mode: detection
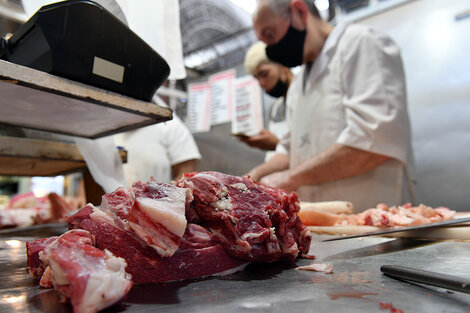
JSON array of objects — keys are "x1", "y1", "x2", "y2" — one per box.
[
  {"x1": 267, "y1": 78, "x2": 289, "y2": 98},
  {"x1": 265, "y1": 25, "x2": 306, "y2": 68}
]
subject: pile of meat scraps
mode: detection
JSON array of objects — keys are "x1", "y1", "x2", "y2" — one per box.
[
  {"x1": 0, "y1": 192, "x2": 76, "y2": 229},
  {"x1": 300, "y1": 203, "x2": 455, "y2": 227},
  {"x1": 26, "y1": 171, "x2": 312, "y2": 313}
]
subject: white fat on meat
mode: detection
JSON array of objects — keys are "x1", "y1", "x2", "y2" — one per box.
[
  {"x1": 212, "y1": 186, "x2": 233, "y2": 212},
  {"x1": 46, "y1": 257, "x2": 69, "y2": 285},
  {"x1": 77, "y1": 250, "x2": 132, "y2": 313},
  {"x1": 40, "y1": 230, "x2": 132, "y2": 313},
  {"x1": 39, "y1": 264, "x2": 53, "y2": 288},
  {"x1": 135, "y1": 196, "x2": 187, "y2": 238},
  {"x1": 89, "y1": 205, "x2": 119, "y2": 227},
  {"x1": 129, "y1": 220, "x2": 179, "y2": 257},
  {"x1": 213, "y1": 197, "x2": 233, "y2": 212},
  {"x1": 127, "y1": 186, "x2": 189, "y2": 257},
  {"x1": 230, "y1": 183, "x2": 249, "y2": 192}
]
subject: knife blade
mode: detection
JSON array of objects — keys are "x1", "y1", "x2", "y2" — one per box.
[{"x1": 322, "y1": 216, "x2": 470, "y2": 242}]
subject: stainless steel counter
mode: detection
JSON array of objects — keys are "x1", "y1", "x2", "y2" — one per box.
[{"x1": 1, "y1": 225, "x2": 469, "y2": 313}]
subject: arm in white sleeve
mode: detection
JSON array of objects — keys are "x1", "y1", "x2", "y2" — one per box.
[{"x1": 336, "y1": 27, "x2": 410, "y2": 164}]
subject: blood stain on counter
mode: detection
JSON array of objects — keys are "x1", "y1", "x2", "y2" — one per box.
[
  {"x1": 379, "y1": 302, "x2": 404, "y2": 313},
  {"x1": 328, "y1": 292, "x2": 378, "y2": 300}
]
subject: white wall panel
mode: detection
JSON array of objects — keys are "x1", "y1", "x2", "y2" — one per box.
[{"x1": 360, "y1": 0, "x2": 470, "y2": 210}]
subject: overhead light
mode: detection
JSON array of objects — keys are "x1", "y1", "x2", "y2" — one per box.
[{"x1": 315, "y1": 0, "x2": 330, "y2": 12}]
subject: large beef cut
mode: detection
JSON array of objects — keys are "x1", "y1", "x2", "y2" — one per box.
[
  {"x1": 32, "y1": 229, "x2": 133, "y2": 313},
  {"x1": 176, "y1": 172, "x2": 312, "y2": 263},
  {"x1": 26, "y1": 172, "x2": 312, "y2": 312},
  {"x1": 67, "y1": 204, "x2": 247, "y2": 283}
]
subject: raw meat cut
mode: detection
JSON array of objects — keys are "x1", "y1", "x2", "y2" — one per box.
[
  {"x1": 26, "y1": 172, "x2": 312, "y2": 312},
  {"x1": 0, "y1": 207, "x2": 38, "y2": 228},
  {"x1": 296, "y1": 263, "x2": 334, "y2": 273},
  {"x1": 26, "y1": 236, "x2": 58, "y2": 279},
  {"x1": 0, "y1": 192, "x2": 76, "y2": 229},
  {"x1": 66, "y1": 179, "x2": 247, "y2": 283},
  {"x1": 176, "y1": 172, "x2": 312, "y2": 263},
  {"x1": 299, "y1": 203, "x2": 456, "y2": 227},
  {"x1": 37, "y1": 229, "x2": 133, "y2": 313},
  {"x1": 100, "y1": 182, "x2": 190, "y2": 257},
  {"x1": 67, "y1": 204, "x2": 247, "y2": 283},
  {"x1": 8, "y1": 192, "x2": 48, "y2": 209}
]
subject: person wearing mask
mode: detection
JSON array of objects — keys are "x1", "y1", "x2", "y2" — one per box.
[
  {"x1": 248, "y1": 0, "x2": 414, "y2": 211},
  {"x1": 239, "y1": 41, "x2": 293, "y2": 161}
]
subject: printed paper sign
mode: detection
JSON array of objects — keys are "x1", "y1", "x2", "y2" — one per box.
[
  {"x1": 187, "y1": 82, "x2": 211, "y2": 133},
  {"x1": 231, "y1": 75, "x2": 264, "y2": 137},
  {"x1": 209, "y1": 69, "x2": 235, "y2": 125}
]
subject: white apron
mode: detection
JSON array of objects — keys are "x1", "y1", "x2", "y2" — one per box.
[{"x1": 284, "y1": 22, "x2": 412, "y2": 212}]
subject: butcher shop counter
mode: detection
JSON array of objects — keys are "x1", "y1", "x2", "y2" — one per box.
[{"x1": 0, "y1": 225, "x2": 469, "y2": 313}]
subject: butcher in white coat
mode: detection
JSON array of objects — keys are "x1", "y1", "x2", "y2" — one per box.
[{"x1": 249, "y1": 0, "x2": 414, "y2": 212}]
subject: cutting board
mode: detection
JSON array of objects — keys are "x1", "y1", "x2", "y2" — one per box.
[{"x1": 308, "y1": 212, "x2": 470, "y2": 241}]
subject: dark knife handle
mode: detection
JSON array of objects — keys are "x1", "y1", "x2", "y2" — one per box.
[{"x1": 381, "y1": 265, "x2": 470, "y2": 294}]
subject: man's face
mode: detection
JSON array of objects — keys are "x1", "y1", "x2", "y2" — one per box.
[
  {"x1": 253, "y1": 62, "x2": 281, "y2": 93},
  {"x1": 253, "y1": 4, "x2": 290, "y2": 46}
]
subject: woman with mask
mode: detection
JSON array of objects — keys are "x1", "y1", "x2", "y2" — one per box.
[
  {"x1": 239, "y1": 41, "x2": 294, "y2": 161},
  {"x1": 248, "y1": 0, "x2": 414, "y2": 212}
]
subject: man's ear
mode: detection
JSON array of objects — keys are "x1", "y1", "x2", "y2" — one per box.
[
  {"x1": 290, "y1": 0, "x2": 309, "y2": 26},
  {"x1": 279, "y1": 65, "x2": 289, "y2": 80}
]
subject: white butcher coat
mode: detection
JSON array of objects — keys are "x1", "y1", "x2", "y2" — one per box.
[
  {"x1": 265, "y1": 97, "x2": 289, "y2": 161},
  {"x1": 114, "y1": 114, "x2": 201, "y2": 185},
  {"x1": 278, "y1": 22, "x2": 413, "y2": 212}
]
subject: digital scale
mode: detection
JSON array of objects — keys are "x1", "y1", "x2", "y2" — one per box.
[{"x1": 0, "y1": 0, "x2": 170, "y2": 101}]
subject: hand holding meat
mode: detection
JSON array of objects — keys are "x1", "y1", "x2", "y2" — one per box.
[
  {"x1": 260, "y1": 169, "x2": 298, "y2": 192},
  {"x1": 237, "y1": 129, "x2": 279, "y2": 151}
]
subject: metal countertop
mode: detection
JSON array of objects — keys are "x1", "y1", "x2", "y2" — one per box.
[{"x1": 0, "y1": 224, "x2": 469, "y2": 313}]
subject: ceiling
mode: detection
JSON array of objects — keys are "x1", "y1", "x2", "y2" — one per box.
[{"x1": 179, "y1": 0, "x2": 257, "y2": 77}]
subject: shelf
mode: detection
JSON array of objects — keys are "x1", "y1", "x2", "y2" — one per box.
[
  {"x1": 0, "y1": 136, "x2": 127, "y2": 177},
  {"x1": 0, "y1": 60, "x2": 172, "y2": 139}
]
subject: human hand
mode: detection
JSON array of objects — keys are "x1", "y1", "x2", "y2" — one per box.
[
  {"x1": 260, "y1": 170, "x2": 297, "y2": 192},
  {"x1": 245, "y1": 169, "x2": 261, "y2": 182},
  {"x1": 237, "y1": 129, "x2": 279, "y2": 151}
]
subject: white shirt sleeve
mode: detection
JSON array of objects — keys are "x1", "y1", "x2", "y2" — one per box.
[
  {"x1": 336, "y1": 27, "x2": 410, "y2": 164},
  {"x1": 162, "y1": 114, "x2": 201, "y2": 166}
]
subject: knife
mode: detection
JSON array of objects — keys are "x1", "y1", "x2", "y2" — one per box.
[
  {"x1": 381, "y1": 265, "x2": 470, "y2": 294},
  {"x1": 322, "y1": 216, "x2": 470, "y2": 242}
]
